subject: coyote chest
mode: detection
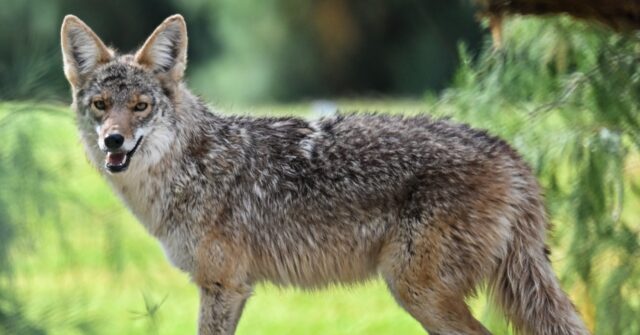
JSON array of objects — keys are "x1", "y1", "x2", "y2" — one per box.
[
  {"x1": 111, "y1": 168, "x2": 200, "y2": 273},
  {"x1": 158, "y1": 225, "x2": 197, "y2": 273}
]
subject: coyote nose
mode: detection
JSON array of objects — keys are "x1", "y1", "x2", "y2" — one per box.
[{"x1": 104, "y1": 133, "x2": 125, "y2": 150}]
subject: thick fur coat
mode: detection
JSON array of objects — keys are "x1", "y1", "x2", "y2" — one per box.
[{"x1": 61, "y1": 14, "x2": 589, "y2": 335}]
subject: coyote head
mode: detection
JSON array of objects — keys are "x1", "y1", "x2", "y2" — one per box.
[{"x1": 61, "y1": 15, "x2": 187, "y2": 173}]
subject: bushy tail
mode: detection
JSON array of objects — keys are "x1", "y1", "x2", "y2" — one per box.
[{"x1": 490, "y1": 208, "x2": 590, "y2": 335}]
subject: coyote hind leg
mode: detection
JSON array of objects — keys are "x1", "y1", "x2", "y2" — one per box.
[
  {"x1": 379, "y1": 215, "x2": 498, "y2": 335},
  {"x1": 386, "y1": 277, "x2": 492, "y2": 335}
]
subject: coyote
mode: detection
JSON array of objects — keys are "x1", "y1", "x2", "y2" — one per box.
[{"x1": 61, "y1": 14, "x2": 589, "y2": 335}]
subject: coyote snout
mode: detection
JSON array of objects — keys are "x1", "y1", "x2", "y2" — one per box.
[
  {"x1": 93, "y1": 101, "x2": 148, "y2": 172},
  {"x1": 101, "y1": 132, "x2": 143, "y2": 173},
  {"x1": 95, "y1": 107, "x2": 147, "y2": 173}
]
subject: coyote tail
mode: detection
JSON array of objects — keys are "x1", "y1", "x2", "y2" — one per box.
[{"x1": 490, "y1": 204, "x2": 590, "y2": 335}]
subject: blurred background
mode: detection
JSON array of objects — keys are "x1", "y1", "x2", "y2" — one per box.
[
  {"x1": 1, "y1": 0, "x2": 639, "y2": 334},
  {"x1": 1, "y1": 0, "x2": 483, "y2": 103}
]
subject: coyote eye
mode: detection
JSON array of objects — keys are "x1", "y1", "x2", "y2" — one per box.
[
  {"x1": 134, "y1": 102, "x2": 148, "y2": 112},
  {"x1": 93, "y1": 100, "x2": 106, "y2": 110}
]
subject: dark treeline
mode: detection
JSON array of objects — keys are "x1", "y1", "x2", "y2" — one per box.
[{"x1": 0, "y1": 0, "x2": 483, "y2": 103}]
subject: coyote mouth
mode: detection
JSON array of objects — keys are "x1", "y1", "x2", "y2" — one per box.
[{"x1": 105, "y1": 136, "x2": 143, "y2": 173}]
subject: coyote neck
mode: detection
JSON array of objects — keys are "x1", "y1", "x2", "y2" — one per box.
[{"x1": 106, "y1": 134, "x2": 182, "y2": 236}]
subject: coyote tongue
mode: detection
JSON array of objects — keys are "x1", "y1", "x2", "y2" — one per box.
[{"x1": 106, "y1": 152, "x2": 127, "y2": 166}]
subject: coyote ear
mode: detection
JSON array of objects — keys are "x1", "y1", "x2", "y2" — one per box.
[
  {"x1": 134, "y1": 15, "x2": 188, "y2": 81},
  {"x1": 61, "y1": 15, "x2": 113, "y2": 88}
]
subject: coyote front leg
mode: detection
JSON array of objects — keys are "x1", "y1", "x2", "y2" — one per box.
[{"x1": 195, "y1": 235, "x2": 252, "y2": 335}]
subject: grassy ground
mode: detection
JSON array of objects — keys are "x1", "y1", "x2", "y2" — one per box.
[
  {"x1": 1, "y1": 101, "x2": 441, "y2": 335},
  {"x1": 4, "y1": 100, "x2": 636, "y2": 334}
]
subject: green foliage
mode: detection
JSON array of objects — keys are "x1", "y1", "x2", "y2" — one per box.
[
  {"x1": 0, "y1": 0, "x2": 182, "y2": 101},
  {"x1": 0, "y1": 0, "x2": 65, "y2": 100},
  {"x1": 0, "y1": 0, "x2": 482, "y2": 103},
  {"x1": 436, "y1": 17, "x2": 640, "y2": 334},
  {"x1": 0, "y1": 105, "x2": 106, "y2": 335},
  {"x1": 0, "y1": 107, "x2": 58, "y2": 334}
]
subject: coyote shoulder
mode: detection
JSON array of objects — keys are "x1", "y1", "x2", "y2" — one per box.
[{"x1": 61, "y1": 14, "x2": 589, "y2": 335}]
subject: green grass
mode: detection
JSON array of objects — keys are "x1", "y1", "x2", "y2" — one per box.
[
  {"x1": 0, "y1": 101, "x2": 436, "y2": 335},
  {"x1": 3, "y1": 100, "x2": 636, "y2": 334}
]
